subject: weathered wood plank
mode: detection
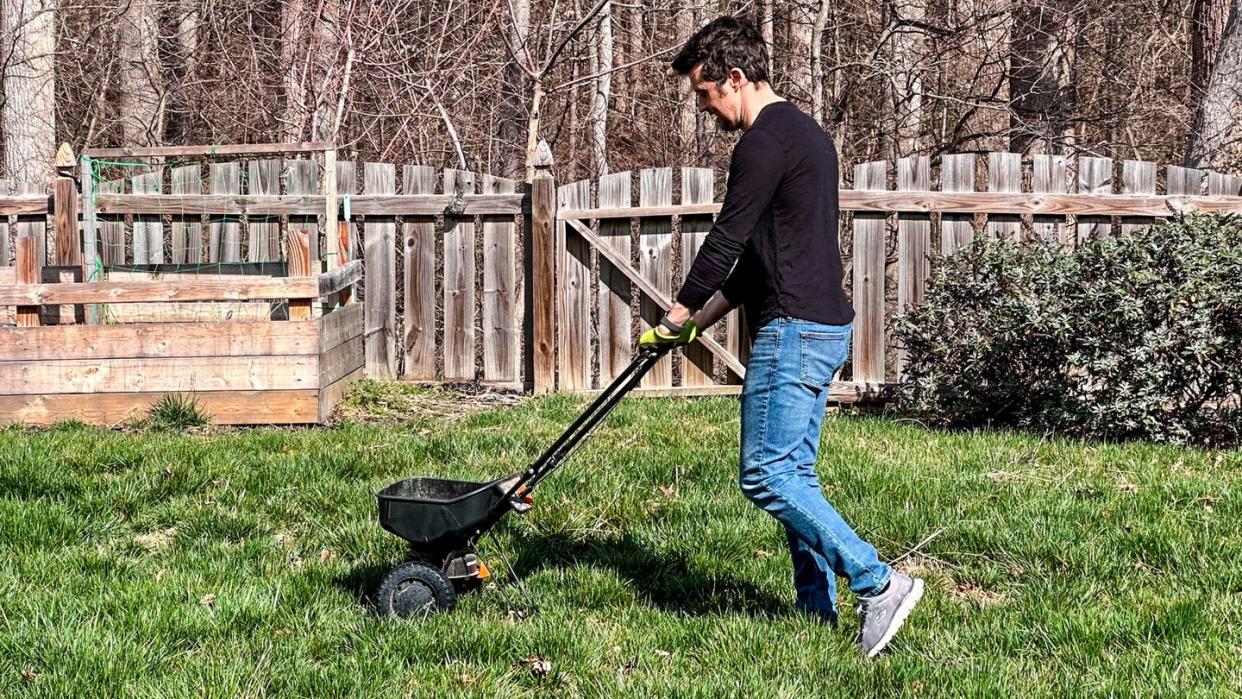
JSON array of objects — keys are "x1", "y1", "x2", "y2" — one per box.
[
  {"x1": 0, "y1": 277, "x2": 318, "y2": 305},
  {"x1": 16, "y1": 236, "x2": 40, "y2": 326},
  {"x1": 639, "y1": 167, "x2": 673, "y2": 388},
  {"x1": 317, "y1": 365, "x2": 365, "y2": 423},
  {"x1": 0, "y1": 390, "x2": 320, "y2": 426},
  {"x1": 482, "y1": 174, "x2": 518, "y2": 383},
  {"x1": 531, "y1": 148, "x2": 557, "y2": 394},
  {"x1": 91, "y1": 193, "x2": 525, "y2": 216},
  {"x1": 402, "y1": 165, "x2": 436, "y2": 379},
  {"x1": 557, "y1": 178, "x2": 591, "y2": 391},
  {"x1": 317, "y1": 260, "x2": 362, "y2": 298},
  {"x1": 1206, "y1": 172, "x2": 1242, "y2": 196},
  {"x1": 247, "y1": 159, "x2": 281, "y2": 263},
  {"x1": 0, "y1": 355, "x2": 319, "y2": 394},
  {"x1": 286, "y1": 159, "x2": 319, "y2": 263},
  {"x1": 171, "y1": 164, "x2": 203, "y2": 264},
  {"x1": 597, "y1": 171, "x2": 632, "y2": 385},
  {"x1": 317, "y1": 303, "x2": 364, "y2": 354},
  {"x1": 852, "y1": 161, "x2": 886, "y2": 385},
  {"x1": 987, "y1": 152, "x2": 1021, "y2": 240},
  {"x1": 443, "y1": 169, "x2": 477, "y2": 381},
  {"x1": 1032, "y1": 155, "x2": 1068, "y2": 246},
  {"x1": 131, "y1": 169, "x2": 163, "y2": 264},
  {"x1": 324, "y1": 149, "x2": 339, "y2": 274},
  {"x1": 82, "y1": 142, "x2": 334, "y2": 158},
  {"x1": 334, "y1": 160, "x2": 356, "y2": 305},
  {"x1": 1166, "y1": 165, "x2": 1205, "y2": 196},
  {"x1": 209, "y1": 162, "x2": 241, "y2": 263},
  {"x1": 320, "y1": 334, "x2": 365, "y2": 387},
  {"x1": 897, "y1": 156, "x2": 930, "y2": 379},
  {"x1": 364, "y1": 162, "x2": 397, "y2": 379},
  {"x1": 0, "y1": 320, "x2": 319, "y2": 361},
  {"x1": 98, "y1": 178, "x2": 126, "y2": 265},
  {"x1": 1121, "y1": 160, "x2": 1157, "y2": 237},
  {"x1": 0, "y1": 179, "x2": 10, "y2": 266},
  {"x1": 586, "y1": 380, "x2": 872, "y2": 402},
  {"x1": 940, "y1": 154, "x2": 975, "y2": 254},
  {"x1": 1078, "y1": 156, "x2": 1113, "y2": 244},
  {"x1": 680, "y1": 166, "x2": 715, "y2": 387},
  {"x1": 100, "y1": 268, "x2": 273, "y2": 323}
]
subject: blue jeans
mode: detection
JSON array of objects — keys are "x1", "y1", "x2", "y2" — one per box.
[{"x1": 739, "y1": 317, "x2": 891, "y2": 623}]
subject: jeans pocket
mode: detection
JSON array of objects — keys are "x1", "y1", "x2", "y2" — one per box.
[{"x1": 799, "y1": 330, "x2": 848, "y2": 388}]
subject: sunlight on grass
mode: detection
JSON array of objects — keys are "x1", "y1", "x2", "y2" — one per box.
[{"x1": 0, "y1": 394, "x2": 1238, "y2": 697}]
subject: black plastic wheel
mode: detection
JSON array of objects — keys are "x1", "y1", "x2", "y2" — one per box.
[{"x1": 376, "y1": 562, "x2": 457, "y2": 618}]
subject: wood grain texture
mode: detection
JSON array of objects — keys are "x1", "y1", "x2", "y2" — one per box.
[
  {"x1": 940, "y1": 154, "x2": 975, "y2": 255},
  {"x1": 364, "y1": 162, "x2": 397, "y2": 379},
  {"x1": 987, "y1": 152, "x2": 1021, "y2": 240},
  {"x1": 171, "y1": 164, "x2": 203, "y2": 264},
  {"x1": 0, "y1": 320, "x2": 319, "y2": 361},
  {"x1": 1032, "y1": 155, "x2": 1068, "y2": 246},
  {"x1": 208, "y1": 163, "x2": 241, "y2": 262},
  {"x1": 557, "y1": 178, "x2": 591, "y2": 390},
  {"x1": 286, "y1": 159, "x2": 319, "y2": 262},
  {"x1": 317, "y1": 365, "x2": 365, "y2": 423},
  {"x1": 1166, "y1": 166, "x2": 1204, "y2": 196},
  {"x1": 639, "y1": 167, "x2": 673, "y2": 388},
  {"x1": 131, "y1": 169, "x2": 163, "y2": 264},
  {"x1": 0, "y1": 355, "x2": 318, "y2": 394},
  {"x1": 680, "y1": 166, "x2": 715, "y2": 387},
  {"x1": 852, "y1": 161, "x2": 886, "y2": 385},
  {"x1": 531, "y1": 166, "x2": 557, "y2": 394},
  {"x1": 247, "y1": 159, "x2": 282, "y2": 262},
  {"x1": 897, "y1": 156, "x2": 930, "y2": 379},
  {"x1": 98, "y1": 178, "x2": 126, "y2": 265},
  {"x1": 91, "y1": 193, "x2": 525, "y2": 216},
  {"x1": 0, "y1": 276, "x2": 319, "y2": 305},
  {"x1": 482, "y1": 174, "x2": 518, "y2": 382},
  {"x1": 1078, "y1": 156, "x2": 1112, "y2": 244},
  {"x1": 0, "y1": 390, "x2": 320, "y2": 426},
  {"x1": 1121, "y1": 160, "x2": 1157, "y2": 237},
  {"x1": 15, "y1": 236, "x2": 39, "y2": 326},
  {"x1": 82, "y1": 142, "x2": 334, "y2": 158},
  {"x1": 443, "y1": 169, "x2": 476, "y2": 381},
  {"x1": 402, "y1": 165, "x2": 436, "y2": 379},
  {"x1": 597, "y1": 172, "x2": 632, "y2": 385},
  {"x1": 317, "y1": 303, "x2": 364, "y2": 354}
]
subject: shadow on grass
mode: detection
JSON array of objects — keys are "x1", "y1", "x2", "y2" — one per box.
[{"x1": 334, "y1": 531, "x2": 790, "y2": 619}]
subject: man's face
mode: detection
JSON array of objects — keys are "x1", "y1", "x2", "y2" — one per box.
[{"x1": 688, "y1": 63, "x2": 743, "y2": 132}]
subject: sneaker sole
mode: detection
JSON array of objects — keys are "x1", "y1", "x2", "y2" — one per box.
[{"x1": 865, "y1": 578, "x2": 925, "y2": 659}]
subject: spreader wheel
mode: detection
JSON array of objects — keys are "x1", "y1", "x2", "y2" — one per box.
[{"x1": 376, "y1": 562, "x2": 457, "y2": 618}]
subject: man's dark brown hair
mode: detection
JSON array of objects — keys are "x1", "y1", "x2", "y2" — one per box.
[{"x1": 671, "y1": 16, "x2": 770, "y2": 85}]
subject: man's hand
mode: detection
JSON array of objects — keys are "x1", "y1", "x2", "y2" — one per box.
[{"x1": 639, "y1": 315, "x2": 699, "y2": 348}]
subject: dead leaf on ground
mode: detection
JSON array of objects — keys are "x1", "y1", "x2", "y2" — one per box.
[
  {"x1": 319, "y1": 548, "x2": 333, "y2": 563},
  {"x1": 518, "y1": 656, "x2": 551, "y2": 679},
  {"x1": 754, "y1": 549, "x2": 772, "y2": 559},
  {"x1": 200, "y1": 593, "x2": 217, "y2": 606},
  {"x1": 20, "y1": 669, "x2": 38, "y2": 682}
]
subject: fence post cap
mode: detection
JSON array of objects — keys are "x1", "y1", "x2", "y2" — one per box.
[{"x1": 534, "y1": 140, "x2": 554, "y2": 170}]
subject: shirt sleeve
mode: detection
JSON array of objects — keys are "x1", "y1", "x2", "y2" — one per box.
[{"x1": 675, "y1": 127, "x2": 785, "y2": 309}]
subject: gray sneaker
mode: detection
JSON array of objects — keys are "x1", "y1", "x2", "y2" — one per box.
[{"x1": 856, "y1": 572, "x2": 925, "y2": 658}]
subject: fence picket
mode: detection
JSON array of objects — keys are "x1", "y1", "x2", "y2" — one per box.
[
  {"x1": 131, "y1": 169, "x2": 163, "y2": 264},
  {"x1": 597, "y1": 171, "x2": 632, "y2": 385},
  {"x1": 940, "y1": 154, "x2": 975, "y2": 254},
  {"x1": 1166, "y1": 165, "x2": 1204, "y2": 196},
  {"x1": 364, "y1": 162, "x2": 397, "y2": 379},
  {"x1": 483, "y1": 174, "x2": 518, "y2": 383},
  {"x1": 1077, "y1": 156, "x2": 1112, "y2": 243},
  {"x1": 99, "y1": 178, "x2": 125, "y2": 265},
  {"x1": 334, "y1": 160, "x2": 356, "y2": 305},
  {"x1": 1207, "y1": 172, "x2": 1242, "y2": 196},
  {"x1": 557, "y1": 178, "x2": 591, "y2": 390},
  {"x1": 0, "y1": 178, "x2": 10, "y2": 266},
  {"x1": 402, "y1": 165, "x2": 437, "y2": 379},
  {"x1": 170, "y1": 165, "x2": 202, "y2": 264},
  {"x1": 853, "y1": 160, "x2": 887, "y2": 385},
  {"x1": 209, "y1": 162, "x2": 241, "y2": 262},
  {"x1": 247, "y1": 159, "x2": 281, "y2": 262},
  {"x1": 1032, "y1": 155, "x2": 1068, "y2": 246},
  {"x1": 443, "y1": 169, "x2": 477, "y2": 381},
  {"x1": 681, "y1": 167, "x2": 714, "y2": 386},
  {"x1": 897, "y1": 156, "x2": 930, "y2": 378},
  {"x1": 987, "y1": 152, "x2": 1021, "y2": 240},
  {"x1": 1121, "y1": 160, "x2": 1157, "y2": 236},
  {"x1": 639, "y1": 168, "x2": 673, "y2": 388}
]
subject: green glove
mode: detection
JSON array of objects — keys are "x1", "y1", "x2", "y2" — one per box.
[{"x1": 639, "y1": 316, "x2": 698, "y2": 348}]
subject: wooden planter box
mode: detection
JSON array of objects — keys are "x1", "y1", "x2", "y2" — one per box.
[{"x1": 0, "y1": 304, "x2": 364, "y2": 426}]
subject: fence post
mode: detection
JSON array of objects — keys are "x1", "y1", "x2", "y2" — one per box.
[
  {"x1": 531, "y1": 140, "x2": 556, "y2": 394},
  {"x1": 54, "y1": 144, "x2": 80, "y2": 324},
  {"x1": 15, "y1": 235, "x2": 40, "y2": 327}
]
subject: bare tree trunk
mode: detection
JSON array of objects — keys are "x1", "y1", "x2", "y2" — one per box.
[
  {"x1": 1009, "y1": 2, "x2": 1074, "y2": 154},
  {"x1": 675, "y1": 1, "x2": 696, "y2": 156},
  {"x1": 1192, "y1": 0, "x2": 1231, "y2": 101},
  {"x1": 117, "y1": 0, "x2": 164, "y2": 147},
  {"x1": 502, "y1": 0, "x2": 531, "y2": 178},
  {"x1": 965, "y1": 0, "x2": 1012, "y2": 150},
  {"x1": 308, "y1": 0, "x2": 349, "y2": 143},
  {"x1": 1187, "y1": 0, "x2": 1242, "y2": 169},
  {"x1": 177, "y1": 0, "x2": 199, "y2": 80},
  {"x1": 589, "y1": 1, "x2": 613, "y2": 176},
  {"x1": 1, "y1": 0, "x2": 55, "y2": 184},
  {"x1": 281, "y1": 0, "x2": 309, "y2": 141},
  {"x1": 810, "y1": 0, "x2": 831, "y2": 126},
  {"x1": 761, "y1": 0, "x2": 774, "y2": 53},
  {"x1": 787, "y1": 1, "x2": 815, "y2": 111},
  {"x1": 886, "y1": 0, "x2": 926, "y2": 157}
]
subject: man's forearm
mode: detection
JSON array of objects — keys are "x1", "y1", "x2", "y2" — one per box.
[{"x1": 690, "y1": 291, "x2": 737, "y2": 332}]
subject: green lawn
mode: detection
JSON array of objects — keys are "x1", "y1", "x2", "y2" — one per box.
[{"x1": 1, "y1": 382, "x2": 1239, "y2": 697}]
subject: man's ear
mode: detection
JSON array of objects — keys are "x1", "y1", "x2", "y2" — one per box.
[{"x1": 728, "y1": 67, "x2": 748, "y2": 89}]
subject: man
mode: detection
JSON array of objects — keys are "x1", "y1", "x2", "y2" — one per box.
[{"x1": 638, "y1": 16, "x2": 924, "y2": 658}]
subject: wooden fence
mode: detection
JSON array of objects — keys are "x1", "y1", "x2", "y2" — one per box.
[{"x1": 5, "y1": 144, "x2": 1242, "y2": 419}]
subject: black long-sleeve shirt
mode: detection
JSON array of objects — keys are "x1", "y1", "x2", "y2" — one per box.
[{"x1": 675, "y1": 101, "x2": 854, "y2": 332}]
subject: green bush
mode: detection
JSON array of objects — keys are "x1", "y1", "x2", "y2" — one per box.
[{"x1": 892, "y1": 213, "x2": 1242, "y2": 446}]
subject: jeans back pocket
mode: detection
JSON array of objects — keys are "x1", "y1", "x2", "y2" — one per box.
[{"x1": 799, "y1": 330, "x2": 849, "y2": 388}]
